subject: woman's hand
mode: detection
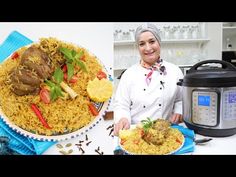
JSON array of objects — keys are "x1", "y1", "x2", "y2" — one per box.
[
  {"x1": 170, "y1": 113, "x2": 183, "y2": 124},
  {"x1": 114, "y1": 118, "x2": 130, "y2": 136}
]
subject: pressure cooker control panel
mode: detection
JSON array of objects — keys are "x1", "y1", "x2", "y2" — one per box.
[
  {"x1": 192, "y1": 91, "x2": 218, "y2": 126},
  {"x1": 222, "y1": 90, "x2": 236, "y2": 120}
]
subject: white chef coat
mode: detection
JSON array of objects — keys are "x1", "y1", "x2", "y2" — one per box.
[{"x1": 114, "y1": 60, "x2": 184, "y2": 124}]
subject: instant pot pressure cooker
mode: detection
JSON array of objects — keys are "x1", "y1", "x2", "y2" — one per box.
[{"x1": 178, "y1": 60, "x2": 236, "y2": 137}]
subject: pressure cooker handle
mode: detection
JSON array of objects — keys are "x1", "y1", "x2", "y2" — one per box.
[
  {"x1": 188, "y1": 60, "x2": 236, "y2": 73},
  {"x1": 177, "y1": 79, "x2": 183, "y2": 86}
]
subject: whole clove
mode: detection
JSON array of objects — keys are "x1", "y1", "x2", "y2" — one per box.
[
  {"x1": 106, "y1": 125, "x2": 113, "y2": 130},
  {"x1": 109, "y1": 128, "x2": 114, "y2": 136},
  {"x1": 79, "y1": 147, "x2": 85, "y2": 154},
  {"x1": 95, "y1": 149, "x2": 103, "y2": 155},
  {"x1": 86, "y1": 141, "x2": 92, "y2": 146},
  {"x1": 75, "y1": 143, "x2": 82, "y2": 147}
]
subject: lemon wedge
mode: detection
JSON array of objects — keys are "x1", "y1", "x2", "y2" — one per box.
[
  {"x1": 119, "y1": 129, "x2": 134, "y2": 139},
  {"x1": 87, "y1": 78, "x2": 113, "y2": 102}
]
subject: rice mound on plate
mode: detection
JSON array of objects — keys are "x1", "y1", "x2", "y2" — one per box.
[
  {"x1": 119, "y1": 119, "x2": 184, "y2": 155},
  {"x1": 0, "y1": 37, "x2": 110, "y2": 136}
]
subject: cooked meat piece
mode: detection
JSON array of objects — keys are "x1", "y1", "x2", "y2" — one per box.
[
  {"x1": 10, "y1": 68, "x2": 41, "y2": 86},
  {"x1": 9, "y1": 46, "x2": 53, "y2": 96},
  {"x1": 11, "y1": 82, "x2": 39, "y2": 96},
  {"x1": 21, "y1": 59, "x2": 51, "y2": 79},
  {"x1": 142, "y1": 128, "x2": 165, "y2": 145},
  {"x1": 153, "y1": 119, "x2": 171, "y2": 128},
  {"x1": 9, "y1": 68, "x2": 42, "y2": 96},
  {"x1": 153, "y1": 119, "x2": 171, "y2": 137},
  {"x1": 20, "y1": 46, "x2": 52, "y2": 80},
  {"x1": 21, "y1": 46, "x2": 51, "y2": 65},
  {"x1": 142, "y1": 119, "x2": 171, "y2": 146}
]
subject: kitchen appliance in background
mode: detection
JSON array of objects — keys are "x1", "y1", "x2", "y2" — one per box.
[
  {"x1": 179, "y1": 66, "x2": 191, "y2": 75},
  {"x1": 222, "y1": 51, "x2": 236, "y2": 67},
  {"x1": 177, "y1": 60, "x2": 236, "y2": 137}
]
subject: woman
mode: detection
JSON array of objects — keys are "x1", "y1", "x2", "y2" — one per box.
[{"x1": 114, "y1": 23, "x2": 184, "y2": 136}]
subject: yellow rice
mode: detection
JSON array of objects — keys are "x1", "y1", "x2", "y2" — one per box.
[
  {"x1": 119, "y1": 128, "x2": 184, "y2": 155},
  {"x1": 0, "y1": 37, "x2": 104, "y2": 136}
]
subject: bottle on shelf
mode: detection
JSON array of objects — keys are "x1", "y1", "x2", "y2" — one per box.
[
  {"x1": 226, "y1": 38, "x2": 232, "y2": 50},
  {"x1": 129, "y1": 29, "x2": 135, "y2": 41},
  {"x1": 191, "y1": 25, "x2": 199, "y2": 39}
]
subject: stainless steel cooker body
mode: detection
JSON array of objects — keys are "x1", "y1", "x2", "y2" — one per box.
[
  {"x1": 183, "y1": 86, "x2": 236, "y2": 128},
  {"x1": 178, "y1": 60, "x2": 236, "y2": 137}
]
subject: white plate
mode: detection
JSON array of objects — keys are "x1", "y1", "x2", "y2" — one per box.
[
  {"x1": 0, "y1": 43, "x2": 112, "y2": 142},
  {"x1": 0, "y1": 101, "x2": 110, "y2": 142},
  {"x1": 118, "y1": 125, "x2": 185, "y2": 155}
]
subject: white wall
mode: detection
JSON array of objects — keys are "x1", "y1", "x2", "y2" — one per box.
[{"x1": 204, "y1": 22, "x2": 222, "y2": 60}]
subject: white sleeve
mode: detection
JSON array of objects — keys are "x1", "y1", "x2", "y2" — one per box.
[
  {"x1": 173, "y1": 67, "x2": 184, "y2": 115},
  {"x1": 114, "y1": 71, "x2": 132, "y2": 124}
]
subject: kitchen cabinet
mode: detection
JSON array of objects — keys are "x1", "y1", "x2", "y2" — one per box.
[
  {"x1": 114, "y1": 38, "x2": 210, "y2": 47},
  {"x1": 222, "y1": 22, "x2": 236, "y2": 51},
  {"x1": 114, "y1": 23, "x2": 209, "y2": 70},
  {"x1": 221, "y1": 22, "x2": 236, "y2": 66},
  {"x1": 114, "y1": 23, "x2": 210, "y2": 92}
]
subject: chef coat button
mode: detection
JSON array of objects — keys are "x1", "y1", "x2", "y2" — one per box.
[
  {"x1": 144, "y1": 74, "x2": 147, "y2": 76},
  {"x1": 160, "y1": 87, "x2": 162, "y2": 90},
  {"x1": 144, "y1": 88, "x2": 146, "y2": 91},
  {"x1": 143, "y1": 105, "x2": 146, "y2": 108},
  {"x1": 159, "y1": 104, "x2": 161, "y2": 107},
  {"x1": 160, "y1": 73, "x2": 162, "y2": 75}
]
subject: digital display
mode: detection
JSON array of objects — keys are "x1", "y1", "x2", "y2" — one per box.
[
  {"x1": 229, "y1": 93, "x2": 236, "y2": 103},
  {"x1": 198, "y1": 95, "x2": 210, "y2": 106}
]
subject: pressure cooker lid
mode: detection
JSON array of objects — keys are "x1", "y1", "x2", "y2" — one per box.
[{"x1": 179, "y1": 60, "x2": 236, "y2": 87}]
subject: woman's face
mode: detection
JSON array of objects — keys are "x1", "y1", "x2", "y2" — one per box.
[{"x1": 137, "y1": 31, "x2": 160, "y2": 65}]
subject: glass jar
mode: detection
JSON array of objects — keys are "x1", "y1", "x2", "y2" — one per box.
[
  {"x1": 191, "y1": 25, "x2": 199, "y2": 39},
  {"x1": 163, "y1": 26, "x2": 171, "y2": 39},
  {"x1": 129, "y1": 29, "x2": 135, "y2": 41},
  {"x1": 173, "y1": 25, "x2": 181, "y2": 39},
  {"x1": 182, "y1": 25, "x2": 191, "y2": 39},
  {"x1": 116, "y1": 30, "x2": 122, "y2": 41}
]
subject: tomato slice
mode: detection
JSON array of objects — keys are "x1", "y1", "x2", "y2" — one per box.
[
  {"x1": 88, "y1": 103, "x2": 99, "y2": 116},
  {"x1": 40, "y1": 88, "x2": 51, "y2": 104},
  {"x1": 176, "y1": 138, "x2": 182, "y2": 144},
  {"x1": 133, "y1": 140, "x2": 140, "y2": 145},
  {"x1": 80, "y1": 55, "x2": 86, "y2": 61},
  {"x1": 96, "y1": 70, "x2": 107, "y2": 80},
  {"x1": 62, "y1": 64, "x2": 67, "y2": 73},
  {"x1": 64, "y1": 73, "x2": 79, "y2": 83},
  {"x1": 69, "y1": 75, "x2": 79, "y2": 83},
  {"x1": 140, "y1": 129, "x2": 145, "y2": 137},
  {"x1": 120, "y1": 139, "x2": 126, "y2": 145},
  {"x1": 11, "y1": 52, "x2": 19, "y2": 60}
]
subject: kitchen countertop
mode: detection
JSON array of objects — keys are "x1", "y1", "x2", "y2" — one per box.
[
  {"x1": 43, "y1": 119, "x2": 114, "y2": 155},
  {"x1": 175, "y1": 123, "x2": 236, "y2": 155},
  {"x1": 113, "y1": 123, "x2": 236, "y2": 155},
  {"x1": 190, "y1": 131, "x2": 236, "y2": 155}
]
